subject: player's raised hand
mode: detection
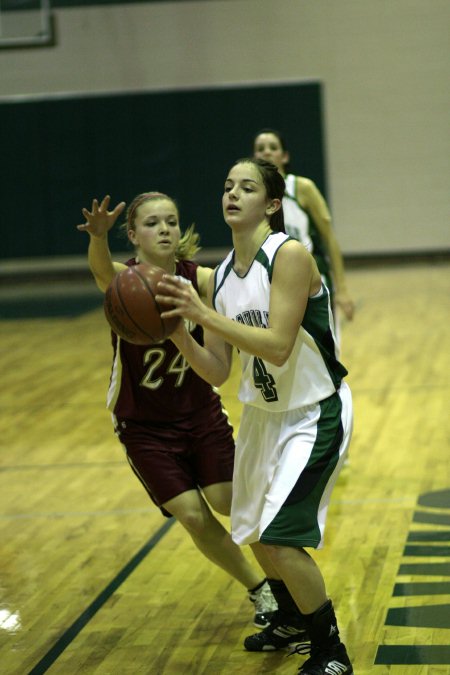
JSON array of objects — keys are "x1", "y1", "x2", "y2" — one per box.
[{"x1": 77, "y1": 195, "x2": 126, "y2": 237}]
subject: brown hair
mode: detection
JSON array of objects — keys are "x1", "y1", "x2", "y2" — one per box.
[
  {"x1": 120, "y1": 191, "x2": 201, "y2": 260},
  {"x1": 253, "y1": 127, "x2": 289, "y2": 152},
  {"x1": 233, "y1": 158, "x2": 286, "y2": 233},
  {"x1": 253, "y1": 128, "x2": 292, "y2": 172}
]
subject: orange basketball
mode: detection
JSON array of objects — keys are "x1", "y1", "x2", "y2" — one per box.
[{"x1": 104, "y1": 264, "x2": 180, "y2": 345}]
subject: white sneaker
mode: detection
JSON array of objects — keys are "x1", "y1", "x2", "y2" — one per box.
[{"x1": 248, "y1": 580, "x2": 278, "y2": 628}]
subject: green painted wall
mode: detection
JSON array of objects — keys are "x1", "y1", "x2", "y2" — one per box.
[{"x1": 1, "y1": 82, "x2": 325, "y2": 258}]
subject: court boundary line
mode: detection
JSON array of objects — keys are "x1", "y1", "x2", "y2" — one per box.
[{"x1": 27, "y1": 517, "x2": 175, "y2": 674}]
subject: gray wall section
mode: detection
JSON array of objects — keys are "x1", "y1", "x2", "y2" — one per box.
[{"x1": 0, "y1": 0, "x2": 449, "y2": 258}]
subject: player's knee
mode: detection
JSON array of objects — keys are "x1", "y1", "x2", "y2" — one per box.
[
  {"x1": 215, "y1": 504, "x2": 231, "y2": 516},
  {"x1": 177, "y1": 508, "x2": 209, "y2": 537},
  {"x1": 263, "y1": 543, "x2": 308, "y2": 565},
  {"x1": 203, "y1": 484, "x2": 232, "y2": 516},
  {"x1": 209, "y1": 496, "x2": 231, "y2": 516}
]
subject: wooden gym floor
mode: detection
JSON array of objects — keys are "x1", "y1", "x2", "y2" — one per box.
[{"x1": 0, "y1": 262, "x2": 449, "y2": 674}]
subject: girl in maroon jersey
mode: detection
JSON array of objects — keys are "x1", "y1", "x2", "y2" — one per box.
[{"x1": 77, "y1": 192, "x2": 277, "y2": 629}]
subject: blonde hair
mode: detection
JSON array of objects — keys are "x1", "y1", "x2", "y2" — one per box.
[
  {"x1": 120, "y1": 191, "x2": 201, "y2": 261},
  {"x1": 176, "y1": 223, "x2": 201, "y2": 260}
]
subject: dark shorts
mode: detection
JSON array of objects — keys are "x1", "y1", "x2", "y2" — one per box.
[{"x1": 114, "y1": 399, "x2": 235, "y2": 515}]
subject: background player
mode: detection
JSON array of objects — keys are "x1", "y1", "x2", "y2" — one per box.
[{"x1": 253, "y1": 128, "x2": 355, "y2": 330}]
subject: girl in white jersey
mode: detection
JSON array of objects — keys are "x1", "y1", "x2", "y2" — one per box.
[
  {"x1": 253, "y1": 128, "x2": 355, "y2": 327},
  {"x1": 156, "y1": 158, "x2": 353, "y2": 675}
]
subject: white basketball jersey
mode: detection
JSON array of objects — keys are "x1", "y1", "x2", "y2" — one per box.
[
  {"x1": 213, "y1": 232, "x2": 346, "y2": 411},
  {"x1": 283, "y1": 174, "x2": 313, "y2": 252}
]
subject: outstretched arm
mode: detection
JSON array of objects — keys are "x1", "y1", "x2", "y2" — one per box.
[
  {"x1": 300, "y1": 177, "x2": 355, "y2": 320},
  {"x1": 76, "y1": 195, "x2": 126, "y2": 292}
]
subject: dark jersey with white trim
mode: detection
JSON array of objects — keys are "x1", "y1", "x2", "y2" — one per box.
[{"x1": 107, "y1": 258, "x2": 223, "y2": 422}]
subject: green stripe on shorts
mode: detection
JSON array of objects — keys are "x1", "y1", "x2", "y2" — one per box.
[{"x1": 260, "y1": 392, "x2": 343, "y2": 547}]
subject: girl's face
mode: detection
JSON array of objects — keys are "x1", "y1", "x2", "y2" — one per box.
[
  {"x1": 128, "y1": 198, "x2": 181, "y2": 262},
  {"x1": 253, "y1": 133, "x2": 289, "y2": 173},
  {"x1": 223, "y1": 162, "x2": 275, "y2": 229}
]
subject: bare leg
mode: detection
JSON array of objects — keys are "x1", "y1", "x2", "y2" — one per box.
[
  {"x1": 249, "y1": 541, "x2": 281, "y2": 580},
  {"x1": 163, "y1": 487, "x2": 263, "y2": 589},
  {"x1": 263, "y1": 543, "x2": 327, "y2": 614}
]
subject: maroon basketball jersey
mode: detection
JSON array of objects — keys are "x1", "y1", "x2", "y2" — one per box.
[{"x1": 107, "y1": 259, "x2": 221, "y2": 422}]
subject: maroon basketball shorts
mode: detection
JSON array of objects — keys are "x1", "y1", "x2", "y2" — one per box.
[{"x1": 114, "y1": 400, "x2": 235, "y2": 514}]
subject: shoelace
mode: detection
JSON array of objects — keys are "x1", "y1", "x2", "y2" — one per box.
[
  {"x1": 288, "y1": 644, "x2": 349, "y2": 675},
  {"x1": 287, "y1": 641, "x2": 311, "y2": 657}
]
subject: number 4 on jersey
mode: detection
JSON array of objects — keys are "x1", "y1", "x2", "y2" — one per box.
[{"x1": 253, "y1": 357, "x2": 278, "y2": 402}]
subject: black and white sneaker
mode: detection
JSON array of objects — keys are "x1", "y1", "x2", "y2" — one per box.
[
  {"x1": 248, "y1": 580, "x2": 278, "y2": 628},
  {"x1": 244, "y1": 610, "x2": 309, "y2": 651},
  {"x1": 296, "y1": 642, "x2": 353, "y2": 674}
]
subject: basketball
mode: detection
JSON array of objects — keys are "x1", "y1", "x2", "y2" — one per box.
[{"x1": 104, "y1": 263, "x2": 180, "y2": 345}]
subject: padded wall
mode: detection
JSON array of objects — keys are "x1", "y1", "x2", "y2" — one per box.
[{"x1": 1, "y1": 81, "x2": 325, "y2": 258}]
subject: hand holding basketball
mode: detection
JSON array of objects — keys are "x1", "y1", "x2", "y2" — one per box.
[
  {"x1": 156, "y1": 274, "x2": 209, "y2": 328},
  {"x1": 104, "y1": 264, "x2": 180, "y2": 345}
]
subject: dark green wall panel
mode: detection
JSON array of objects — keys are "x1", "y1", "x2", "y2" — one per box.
[
  {"x1": 2, "y1": 1, "x2": 205, "y2": 8},
  {"x1": 0, "y1": 82, "x2": 326, "y2": 258}
]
